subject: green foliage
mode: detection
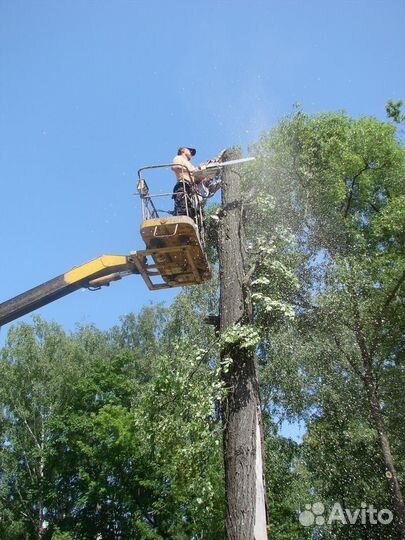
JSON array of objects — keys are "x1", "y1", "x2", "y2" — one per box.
[
  {"x1": 220, "y1": 323, "x2": 261, "y2": 351},
  {"x1": 0, "y1": 297, "x2": 224, "y2": 539},
  {"x1": 386, "y1": 99, "x2": 405, "y2": 124},
  {"x1": 245, "y1": 110, "x2": 405, "y2": 539},
  {"x1": 265, "y1": 431, "x2": 313, "y2": 540},
  {"x1": 1, "y1": 109, "x2": 404, "y2": 539}
]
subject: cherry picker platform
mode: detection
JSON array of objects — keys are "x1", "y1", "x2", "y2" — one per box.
[
  {"x1": 135, "y1": 162, "x2": 214, "y2": 290},
  {"x1": 0, "y1": 155, "x2": 254, "y2": 327}
]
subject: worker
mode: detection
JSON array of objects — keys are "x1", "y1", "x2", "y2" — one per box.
[
  {"x1": 197, "y1": 176, "x2": 221, "y2": 201},
  {"x1": 196, "y1": 176, "x2": 221, "y2": 215},
  {"x1": 171, "y1": 146, "x2": 198, "y2": 217}
]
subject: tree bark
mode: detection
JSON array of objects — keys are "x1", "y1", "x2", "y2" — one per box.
[
  {"x1": 364, "y1": 370, "x2": 405, "y2": 540},
  {"x1": 218, "y1": 147, "x2": 268, "y2": 540},
  {"x1": 353, "y1": 313, "x2": 405, "y2": 539}
]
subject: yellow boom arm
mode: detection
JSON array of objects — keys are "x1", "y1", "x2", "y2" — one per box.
[
  {"x1": 0, "y1": 215, "x2": 213, "y2": 327},
  {"x1": 0, "y1": 255, "x2": 139, "y2": 327}
]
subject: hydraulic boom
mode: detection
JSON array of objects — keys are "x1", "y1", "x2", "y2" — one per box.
[
  {"x1": 0, "y1": 255, "x2": 140, "y2": 327},
  {"x1": 0, "y1": 155, "x2": 254, "y2": 327}
]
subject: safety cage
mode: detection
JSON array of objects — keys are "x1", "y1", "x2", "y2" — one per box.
[{"x1": 133, "y1": 164, "x2": 212, "y2": 290}]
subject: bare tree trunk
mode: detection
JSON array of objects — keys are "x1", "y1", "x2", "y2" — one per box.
[
  {"x1": 364, "y1": 371, "x2": 405, "y2": 539},
  {"x1": 37, "y1": 416, "x2": 47, "y2": 539},
  {"x1": 354, "y1": 315, "x2": 405, "y2": 539},
  {"x1": 218, "y1": 147, "x2": 268, "y2": 540}
]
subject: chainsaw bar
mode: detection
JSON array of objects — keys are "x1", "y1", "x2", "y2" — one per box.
[{"x1": 192, "y1": 157, "x2": 255, "y2": 180}]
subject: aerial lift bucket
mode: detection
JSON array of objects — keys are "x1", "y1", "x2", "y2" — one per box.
[{"x1": 132, "y1": 164, "x2": 211, "y2": 290}]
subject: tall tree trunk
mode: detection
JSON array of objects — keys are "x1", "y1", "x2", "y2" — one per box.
[
  {"x1": 354, "y1": 314, "x2": 405, "y2": 539},
  {"x1": 364, "y1": 370, "x2": 405, "y2": 539},
  {"x1": 218, "y1": 147, "x2": 268, "y2": 540}
]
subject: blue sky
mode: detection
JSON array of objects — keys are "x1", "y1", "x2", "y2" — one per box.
[{"x1": 1, "y1": 0, "x2": 404, "y2": 341}]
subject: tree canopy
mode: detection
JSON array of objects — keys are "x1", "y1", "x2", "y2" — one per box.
[{"x1": 1, "y1": 109, "x2": 404, "y2": 539}]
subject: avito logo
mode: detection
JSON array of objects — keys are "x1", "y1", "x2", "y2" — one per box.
[{"x1": 299, "y1": 502, "x2": 393, "y2": 527}]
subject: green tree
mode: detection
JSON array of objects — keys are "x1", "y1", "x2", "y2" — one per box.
[
  {"x1": 0, "y1": 318, "x2": 89, "y2": 539},
  {"x1": 245, "y1": 111, "x2": 405, "y2": 538},
  {"x1": 0, "y1": 293, "x2": 225, "y2": 539}
]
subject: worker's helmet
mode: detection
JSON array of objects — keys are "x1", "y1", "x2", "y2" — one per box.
[{"x1": 178, "y1": 147, "x2": 196, "y2": 156}]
